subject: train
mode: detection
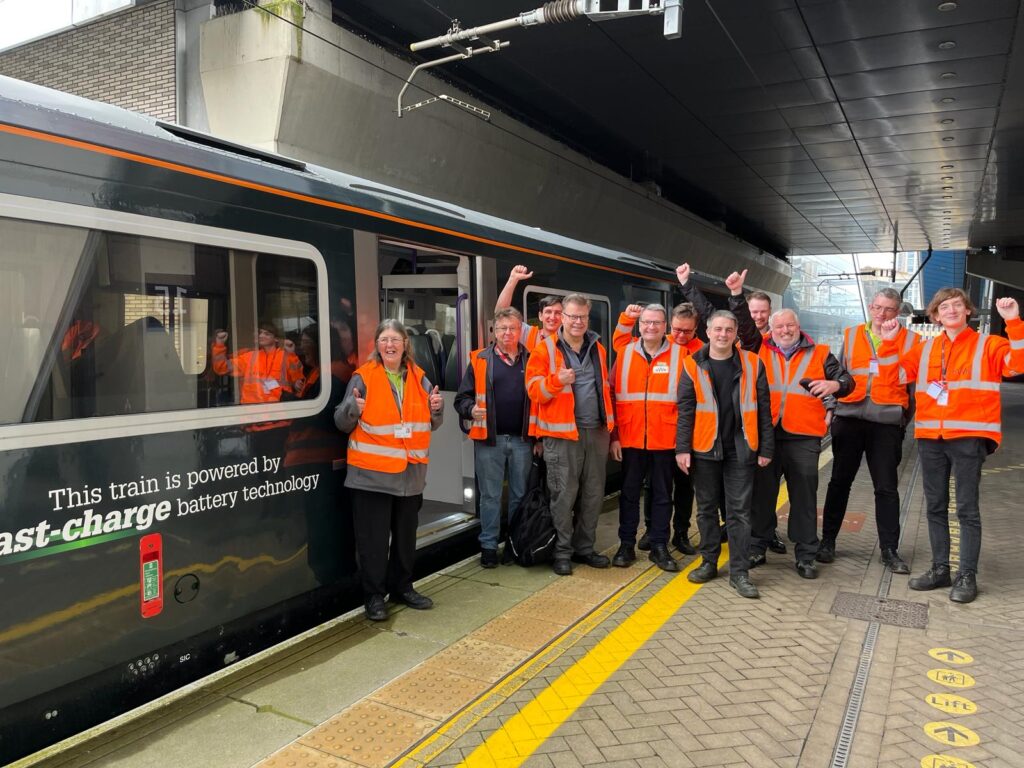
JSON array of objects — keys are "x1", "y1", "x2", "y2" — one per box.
[{"x1": 0, "y1": 75, "x2": 780, "y2": 764}]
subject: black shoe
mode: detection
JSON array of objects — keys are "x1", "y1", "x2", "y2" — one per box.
[
  {"x1": 553, "y1": 558, "x2": 573, "y2": 576},
  {"x1": 364, "y1": 594, "x2": 387, "y2": 621},
  {"x1": 749, "y1": 551, "x2": 767, "y2": 569},
  {"x1": 637, "y1": 531, "x2": 651, "y2": 551},
  {"x1": 649, "y1": 544, "x2": 680, "y2": 572},
  {"x1": 768, "y1": 532, "x2": 787, "y2": 554},
  {"x1": 395, "y1": 589, "x2": 433, "y2": 610},
  {"x1": 949, "y1": 571, "x2": 977, "y2": 604},
  {"x1": 816, "y1": 539, "x2": 835, "y2": 563},
  {"x1": 909, "y1": 565, "x2": 952, "y2": 591},
  {"x1": 687, "y1": 559, "x2": 718, "y2": 583},
  {"x1": 571, "y1": 552, "x2": 611, "y2": 568},
  {"x1": 729, "y1": 574, "x2": 760, "y2": 599},
  {"x1": 671, "y1": 531, "x2": 697, "y2": 555},
  {"x1": 880, "y1": 548, "x2": 910, "y2": 574},
  {"x1": 795, "y1": 561, "x2": 818, "y2": 580},
  {"x1": 612, "y1": 543, "x2": 636, "y2": 568},
  {"x1": 480, "y1": 549, "x2": 499, "y2": 569}
]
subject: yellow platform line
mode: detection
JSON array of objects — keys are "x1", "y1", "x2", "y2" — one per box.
[{"x1": 455, "y1": 445, "x2": 833, "y2": 768}]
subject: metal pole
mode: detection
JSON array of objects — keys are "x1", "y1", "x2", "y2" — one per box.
[
  {"x1": 891, "y1": 221, "x2": 899, "y2": 283},
  {"x1": 900, "y1": 247, "x2": 933, "y2": 299}
]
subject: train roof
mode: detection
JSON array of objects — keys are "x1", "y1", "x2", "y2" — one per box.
[{"x1": 0, "y1": 75, "x2": 680, "y2": 283}]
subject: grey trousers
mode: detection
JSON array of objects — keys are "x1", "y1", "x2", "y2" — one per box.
[{"x1": 544, "y1": 428, "x2": 610, "y2": 559}]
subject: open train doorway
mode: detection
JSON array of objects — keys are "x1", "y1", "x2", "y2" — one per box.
[{"x1": 377, "y1": 239, "x2": 476, "y2": 544}]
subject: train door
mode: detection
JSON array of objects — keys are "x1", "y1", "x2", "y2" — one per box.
[{"x1": 377, "y1": 239, "x2": 476, "y2": 543}]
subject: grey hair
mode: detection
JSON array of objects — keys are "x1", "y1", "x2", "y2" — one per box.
[
  {"x1": 872, "y1": 287, "x2": 901, "y2": 304},
  {"x1": 493, "y1": 307, "x2": 523, "y2": 324},
  {"x1": 562, "y1": 293, "x2": 592, "y2": 309},
  {"x1": 641, "y1": 303, "x2": 668, "y2": 320},
  {"x1": 769, "y1": 308, "x2": 799, "y2": 328},
  {"x1": 368, "y1": 319, "x2": 415, "y2": 367},
  {"x1": 707, "y1": 309, "x2": 738, "y2": 328}
]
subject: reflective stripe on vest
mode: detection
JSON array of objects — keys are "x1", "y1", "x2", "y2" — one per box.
[
  {"x1": 763, "y1": 344, "x2": 827, "y2": 437},
  {"x1": 914, "y1": 332, "x2": 1001, "y2": 438},
  {"x1": 841, "y1": 324, "x2": 917, "y2": 406},
  {"x1": 347, "y1": 361, "x2": 432, "y2": 473},
  {"x1": 686, "y1": 351, "x2": 759, "y2": 453},
  {"x1": 613, "y1": 341, "x2": 683, "y2": 449}
]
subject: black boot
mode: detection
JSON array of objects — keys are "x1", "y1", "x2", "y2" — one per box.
[
  {"x1": 880, "y1": 548, "x2": 910, "y2": 574},
  {"x1": 649, "y1": 544, "x2": 680, "y2": 572},
  {"x1": 909, "y1": 565, "x2": 952, "y2": 591},
  {"x1": 612, "y1": 542, "x2": 636, "y2": 567},
  {"x1": 687, "y1": 559, "x2": 717, "y2": 583},
  {"x1": 816, "y1": 538, "x2": 835, "y2": 563},
  {"x1": 949, "y1": 571, "x2": 978, "y2": 603}
]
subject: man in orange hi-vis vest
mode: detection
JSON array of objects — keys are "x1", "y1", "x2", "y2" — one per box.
[
  {"x1": 211, "y1": 321, "x2": 304, "y2": 406},
  {"x1": 526, "y1": 293, "x2": 614, "y2": 576},
  {"x1": 609, "y1": 303, "x2": 686, "y2": 574},
  {"x1": 494, "y1": 264, "x2": 563, "y2": 349},
  {"x1": 880, "y1": 290, "x2": 1024, "y2": 604},
  {"x1": 676, "y1": 309, "x2": 774, "y2": 599},
  {"x1": 818, "y1": 288, "x2": 921, "y2": 573}
]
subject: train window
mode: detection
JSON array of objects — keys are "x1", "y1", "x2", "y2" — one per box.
[
  {"x1": 0, "y1": 215, "x2": 322, "y2": 428},
  {"x1": 523, "y1": 287, "x2": 612, "y2": 352}
]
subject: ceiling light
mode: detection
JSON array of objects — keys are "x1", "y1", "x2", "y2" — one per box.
[
  {"x1": 941, "y1": 164, "x2": 954, "y2": 170},
  {"x1": 943, "y1": 210, "x2": 952, "y2": 214},
  {"x1": 938, "y1": 40, "x2": 957, "y2": 50},
  {"x1": 940, "y1": 72, "x2": 958, "y2": 80},
  {"x1": 940, "y1": 97, "x2": 956, "y2": 104},
  {"x1": 937, "y1": 2, "x2": 957, "y2": 10},
  {"x1": 940, "y1": 118, "x2": 955, "y2": 125},
  {"x1": 942, "y1": 136, "x2": 955, "y2": 142},
  {"x1": 942, "y1": 176, "x2": 954, "y2": 181},
  {"x1": 943, "y1": 195, "x2": 953, "y2": 199}
]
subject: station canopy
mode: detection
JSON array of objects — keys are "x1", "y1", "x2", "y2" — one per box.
[{"x1": 332, "y1": 0, "x2": 1024, "y2": 259}]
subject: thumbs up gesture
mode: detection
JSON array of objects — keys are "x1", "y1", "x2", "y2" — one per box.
[
  {"x1": 725, "y1": 269, "x2": 748, "y2": 296},
  {"x1": 429, "y1": 385, "x2": 443, "y2": 412},
  {"x1": 352, "y1": 386, "x2": 366, "y2": 415},
  {"x1": 557, "y1": 366, "x2": 576, "y2": 385}
]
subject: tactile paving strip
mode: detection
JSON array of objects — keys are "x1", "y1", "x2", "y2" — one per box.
[
  {"x1": 471, "y1": 613, "x2": 565, "y2": 651},
  {"x1": 510, "y1": 592, "x2": 593, "y2": 625},
  {"x1": 298, "y1": 700, "x2": 437, "y2": 768},
  {"x1": 429, "y1": 636, "x2": 530, "y2": 683},
  {"x1": 830, "y1": 591, "x2": 929, "y2": 629},
  {"x1": 261, "y1": 743, "x2": 360, "y2": 768},
  {"x1": 368, "y1": 664, "x2": 490, "y2": 720}
]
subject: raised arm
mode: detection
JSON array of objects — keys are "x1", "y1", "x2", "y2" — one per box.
[
  {"x1": 495, "y1": 265, "x2": 534, "y2": 313},
  {"x1": 675, "y1": 263, "x2": 716, "y2": 322}
]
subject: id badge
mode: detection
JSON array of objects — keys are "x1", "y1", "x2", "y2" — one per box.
[
  {"x1": 868, "y1": 359, "x2": 879, "y2": 375},
  {"x1": 394, "y1": 424, "x2": 413, "y2": 438},
  {"x1": 262, "y1": 378, "x2": 279, "y2": 393},
  {"x1": 652, "y1": 362, "x2": 669, "y2": 374},
  {"x1": 926, "y1": 380, "x2": 947, "y2": 404},
  {"x1": 937, "y1": 389, "x2": 949, "y2": 406}
]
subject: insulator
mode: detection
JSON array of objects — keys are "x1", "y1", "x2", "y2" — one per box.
[{"x1": 542, "y1": 0, "x2": 583, "y2": 24}]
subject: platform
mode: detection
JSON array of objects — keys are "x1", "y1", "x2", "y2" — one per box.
[{"x1": 19, "y1": 386, "x2": 1024, "y2": 768}]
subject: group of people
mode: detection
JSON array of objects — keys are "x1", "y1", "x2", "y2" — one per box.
[{"x1": 234, "y1": 261, "x2": 1022, "y2": 621}]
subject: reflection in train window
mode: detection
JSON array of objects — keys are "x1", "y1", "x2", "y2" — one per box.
[{"x1": 0, "y1": 216, "x2": 319, "y2": 425}]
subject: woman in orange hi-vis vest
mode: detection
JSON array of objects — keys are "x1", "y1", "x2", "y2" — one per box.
[
  {"x1": 334, "y1": 319, "x2": 445, "y2": 622},
  {"x1": 880, "y1": 290, "x2": 1024, "y2": 604}
]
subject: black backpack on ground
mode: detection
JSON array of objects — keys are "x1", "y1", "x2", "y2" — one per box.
[{"x1": 507, "y1": 458, "x2": 557, "y2": 567}]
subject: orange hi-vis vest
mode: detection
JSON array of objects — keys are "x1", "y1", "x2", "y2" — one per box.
[
  {"x1": 212, "y1": 343, "x2": 303, "y2": 404},
  {"x1": 839, "y1": 323, "x2": 921, "y2": 408},
  {"x1": 347, "y1": 360, "x2": 433, "y2": 473},
  {"x1": 524, "y1": 325, "x2": 552, "y2": 350},
  {"x1": 612, "y1": 339, "x2": 687, "y2": 450},
  {"x1": 883, "y1": 319, "x2": 1024, "y2": 446},
  {"x1": 760, "y1": 342, "x2": 830, "y2": 437},
  {"x1": 526, "y1": 334, "x2": 614, "y2": 440},
  {"x1": 613, "y1": 312, "x2": 704, "y2": 355},
  {"x1": 683, "y1": 350, "x2": 761, "y2": 453}
]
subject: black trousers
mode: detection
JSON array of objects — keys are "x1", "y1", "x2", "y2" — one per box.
[
  {"x1": 821, "y1": 416, "x2": 902, "y2": 550},
  {"x1": 692, "y1": 457, "x2": 753, "y2": 575},
  {"x1": 919, "y1": 437, "x2": 987, "y2": 573},
  {"x1": 351, "y1": 488, "x2": 421, "y2": 598},
  {"x1": 644, "y1": 463, "x2": 694, "y2": 535},
  {"x1": 620, "y1": 448, "x2": 674, "y2": 545},
  {"x1": 752, "y1": 437, "x2": 821, "y2": 562}
]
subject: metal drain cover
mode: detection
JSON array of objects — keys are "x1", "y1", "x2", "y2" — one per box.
[{"x1": 830, "y1": 591, "x2": 929, "y2": 629}]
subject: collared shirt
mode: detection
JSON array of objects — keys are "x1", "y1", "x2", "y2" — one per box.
[{"x1": 561, "y1": 332, "x2": 601, "y2": 428}]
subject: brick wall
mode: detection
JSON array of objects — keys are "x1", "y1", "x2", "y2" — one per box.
[{"x1": 0, "y1": 0, "x2": 176, "y2": 121}]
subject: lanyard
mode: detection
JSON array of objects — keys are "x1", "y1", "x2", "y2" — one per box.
[{"x1": 939, "y1": 336, "x2": 948, "y2": 380}]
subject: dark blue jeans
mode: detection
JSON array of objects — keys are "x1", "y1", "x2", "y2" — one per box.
[
  {"x1": 475, "y1": 435, "x2": 533, "y2": 550},
  {"x1": 918, "y1": 437, "x2": 987, "y2": 574},
  {"x1": 619, "y1": 448, "x2": 674, "y2": 545}
]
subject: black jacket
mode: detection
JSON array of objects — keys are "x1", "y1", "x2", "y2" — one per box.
[
  {"x1": 453, "y1": 342, "x2": 532, "y2": 445},
  {"x1": 676, "y1": 345, "x2": 774, "y2": 464}
]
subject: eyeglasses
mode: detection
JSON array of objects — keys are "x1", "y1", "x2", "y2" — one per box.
[
  {"x1": 494, "y1": 326, "x2": 518, "y2": 334},
  {"x1": 563, "y1": 313, "x2": 589, "y2": 323},
  {"x1": 377, "y1": 337, "x2": 404, "y2": 346},
  {"x1": 639, "y1": 320, "x2": 665, "y2": 327},
  {"x1": 671, "y1": 327, "x2": 696, "y2": 336},
  {"x1": 869, "y1": 304, "x2": 899, "y2": 315}
]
